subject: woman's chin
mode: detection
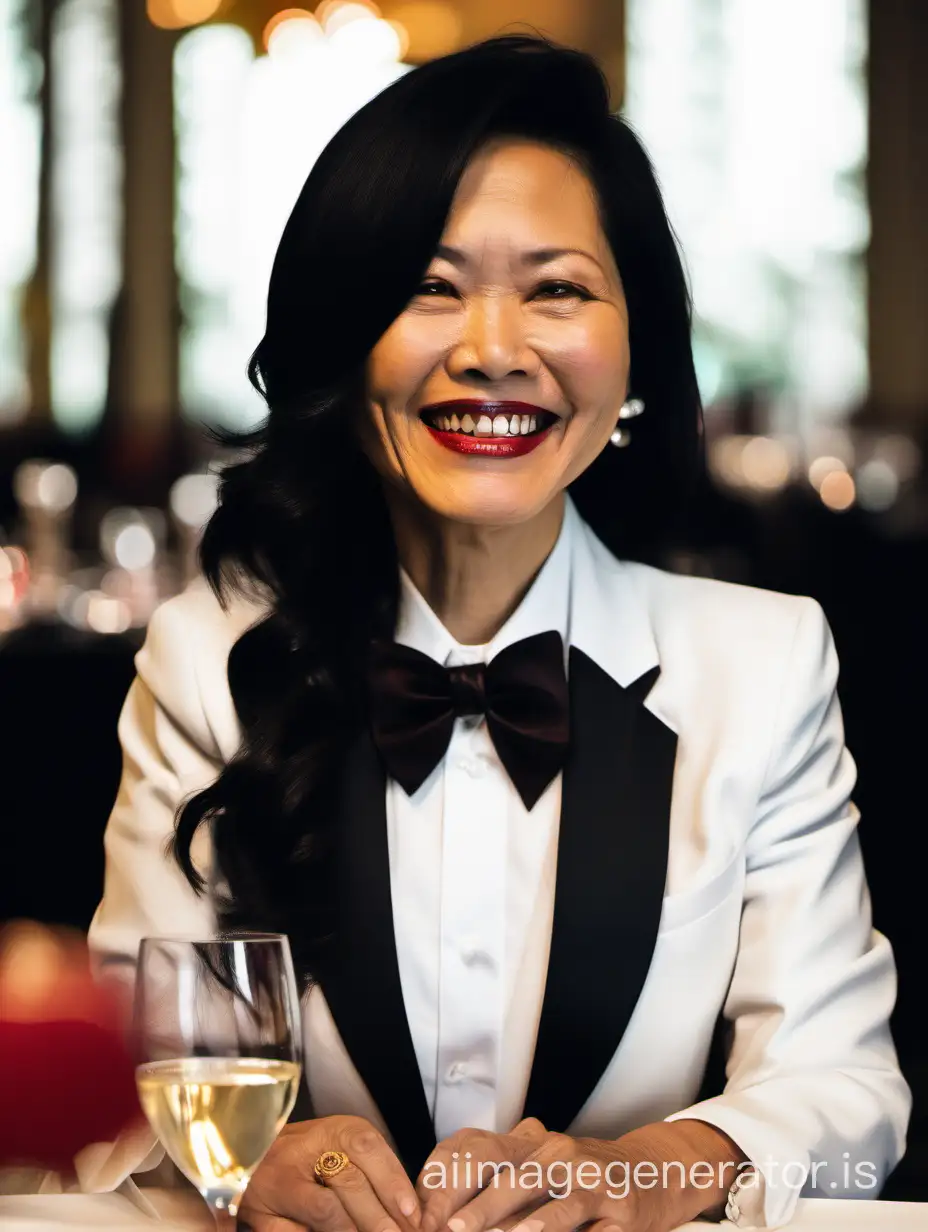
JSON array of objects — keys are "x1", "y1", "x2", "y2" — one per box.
[{"x1": 416, "y1": 476, "x2": 558, "y2": 527}]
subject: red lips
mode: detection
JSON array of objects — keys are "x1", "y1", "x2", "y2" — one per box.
[{"x1": 420, "y1": 401, "x2": 556, "y2": 458}]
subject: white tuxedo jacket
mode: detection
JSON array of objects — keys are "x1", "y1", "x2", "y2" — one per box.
[{"x1": 87, "y1": 504, "x2": 909, "y2": 1228}]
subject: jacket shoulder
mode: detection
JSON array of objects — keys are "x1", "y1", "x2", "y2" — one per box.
[
  {"x1": 134, "y1": 576, "x2": 270, "y2": 761},
  {"x1": 144, "y1": 574, "x2": 270, "y2": 662},
  {"x1": 619, "y1": 559, "x2": 828, "y2": 667}
]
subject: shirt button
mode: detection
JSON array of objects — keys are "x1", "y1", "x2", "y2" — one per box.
[
  {"x1": 456, "y1": 758, "x2": 485, "y2": 778},
  {"x1": 445, "y1": 1061, "x2": 469, "y2": 1084},
  {"x1": 461, "y1": 938, "x2": 494, "y2": 968}
]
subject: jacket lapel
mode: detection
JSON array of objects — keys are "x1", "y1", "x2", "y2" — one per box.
[
  {"x1": 521, "y1": 648, "x2": 677, "y2": 1130},
  {"x1": 521, "y1": 516, "x2": 678, "y2": 1131},
  {"x1": 313, "y1": 728, "x2": 436, "y2": 1176}
]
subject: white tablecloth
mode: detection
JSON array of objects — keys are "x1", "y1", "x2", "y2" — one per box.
[{"x1": 0, "y1": 1192, "x2": 926, "y2": 1231}]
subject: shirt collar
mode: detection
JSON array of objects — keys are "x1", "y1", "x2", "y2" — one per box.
[{"x1": 395, "y1": 497, "x2": 577, "y2": 666}]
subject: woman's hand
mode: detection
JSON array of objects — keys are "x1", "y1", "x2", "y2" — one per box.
[
  {"x1": 239, "y1": 1115, "x2": 420, "y2": 1232},
  {"x1": 417, "y1": 1120, "x2": 747, "y2": 1232},
  {"x1": 417, "y1": 1118, "x2": 549, "y2": 1232}
]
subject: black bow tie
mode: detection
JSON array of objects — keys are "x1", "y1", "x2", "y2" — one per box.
[{"x1": 368, "y1": 631, "x2": 570, "y2": 810}]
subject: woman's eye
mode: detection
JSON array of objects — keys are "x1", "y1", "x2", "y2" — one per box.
[
  {"x1": 533, "y1": 281, "x2": 590, "y2": 301},
  {"x1": 416, "y1": 279, "x2": 457, "y2": 298}
]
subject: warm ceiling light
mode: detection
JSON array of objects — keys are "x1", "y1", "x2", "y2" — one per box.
[
  {"x1": 321, "y1": 1, "x2": 381, "y2": 32},
  {"x1": 388, "y1": 19, "x2": 410, "y2": 59},
  {"x1": 263, "y1": 7, "x2": 318, "y2": 50},
  {"x1": 390, "y1": 1, "x2": 462, "y2": 60},
  {"x1": 316, "y1": 0, "x2": 380, "y2": 26},
  {"x1": 147, "y1": 0, "x2": 223, "y2": 30},
  {"x1": 328, "y1": 15, "x2": 403, "y2": 61}
]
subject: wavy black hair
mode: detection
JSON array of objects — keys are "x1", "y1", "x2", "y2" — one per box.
[{"x1": 174, "y1": 35, "x2": 703, "y2": 987}]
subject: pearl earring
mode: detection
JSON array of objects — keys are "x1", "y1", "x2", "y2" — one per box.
[{"x1": 610, "y1": 397, "x2": 645, "y2": 448}]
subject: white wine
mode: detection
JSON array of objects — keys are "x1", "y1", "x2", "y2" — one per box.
[{"x1": 137, "y1": 1057, "x2": 301, "y2": 1199}]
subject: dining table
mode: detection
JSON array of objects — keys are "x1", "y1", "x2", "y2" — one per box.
[{"x1": 0, "y1": 1191, "x2": 926, "y2": 1231}]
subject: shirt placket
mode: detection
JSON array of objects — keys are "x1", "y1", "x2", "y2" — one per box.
[{"x1": 433, "y1": 668, "x2": 508, "y2": 1139}]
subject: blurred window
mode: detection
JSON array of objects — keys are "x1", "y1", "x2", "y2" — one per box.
[
  {"x1": 0, "y1": 0, "x2": 40, "y2": 423},
  {"x1": 625, "y1": 0, "x2": 868, "y2": 429},
  {"x1": 50, "y1": 0, "x2": 122, "y2": 434},
  {"x1": 174, "y1": 13, "x2": 408, "y2": 430}
]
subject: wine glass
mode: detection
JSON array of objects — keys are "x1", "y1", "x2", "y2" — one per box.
[{"x1": 133, "y1": 934, "x2": 303, "y2": 1228}]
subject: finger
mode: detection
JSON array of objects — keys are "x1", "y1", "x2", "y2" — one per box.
[
  {"x1": 324, "y1": 1159, "x2": 408, "y2": 1232},
  {"x1": 424, "y1": 1128, "x2": 558, "y2": 1232},
  {"x1": 418, "y1": 1134, "x2": 517, "y2": 1232},
  {"x1": 509, "y1": 1120, "x2": 547, "y2": 1143},
  {"x1": 339, "y1": 1122, "x2": 421, "y2": 1226},
  {"x1": 242, "y1": 1172, "x2": 355, "y2": 1231},
  {"x1": 418, "y1": 1139, "x2": 483, "y2": 1232},
  {"x1": 508, "y1": 1194, "x2": 602, "y2": 1232}
]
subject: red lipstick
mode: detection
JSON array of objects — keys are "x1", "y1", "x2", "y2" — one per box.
[{"x1": 420, "y1": 400, "x2": 557, "y2": 459}]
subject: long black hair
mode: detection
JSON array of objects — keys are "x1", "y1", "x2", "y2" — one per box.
[{"x1": 174, "y1": 36, "x2": 703, "y2": 986}]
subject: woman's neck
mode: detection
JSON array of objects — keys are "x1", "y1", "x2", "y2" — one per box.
[{"x1": 386, "y1": 491, "x2": 565, "y2": 645}]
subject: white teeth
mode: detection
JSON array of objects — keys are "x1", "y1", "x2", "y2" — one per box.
[{"x1": 431, "y1": 409, "x2": 550, "y2": 436}]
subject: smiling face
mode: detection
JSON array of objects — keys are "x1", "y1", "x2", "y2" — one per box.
[{"x1": 363, "y1": 139, "x2": 630, "y2": 526}]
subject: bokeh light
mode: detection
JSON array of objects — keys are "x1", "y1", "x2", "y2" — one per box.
[
  {"x1": 808, "y1": 455, "x2": 848, "y2": 492},
  {"x1": 739, "y1": 436, "x2": 792, "y2": 492},
  {"x1": 147, "y1": 0, "x2": 224, "y2": 30},
  {"x1": 322, "y1": 1, "x2": 381, "y2": 34},
  {"x1": 820, "y1": 470, "x2": 856, "y2": 512},
  {"x1": 263, "y1": 8, "x2": 321, "y2": 52},
  {"x1": 317, "y1": 0, "x2": 380, "y2": 26},
  {"x1": 855, "y1": 458, "x2": 899, "y2": 512},
  {"x1": 13, "y1": 461, "x2": 78, "y2": 514},
  {"x1": 170, "y1": 472, "x2": 220, "y2": 529},
  {"x1": 329, "y1": 16, "x2": 403, "y2": 63},
  {"x1": 113, "y1": 524, "x2": 156, "y2": 571}
]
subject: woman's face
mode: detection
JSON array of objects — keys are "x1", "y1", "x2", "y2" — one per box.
[{"x1": 364, "y1": 139, "x2": 630, "y2": 526}]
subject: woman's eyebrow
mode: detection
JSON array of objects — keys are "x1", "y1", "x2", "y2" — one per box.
[{"x1": 434, "y1": 243, "x2": 604, "y2": 270}]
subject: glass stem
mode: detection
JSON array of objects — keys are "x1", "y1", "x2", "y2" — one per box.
[{"x1": 206, "y1": 1196, "x2": 238, "y2": 1230}]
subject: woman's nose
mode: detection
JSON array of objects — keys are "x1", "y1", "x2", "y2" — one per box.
[{"x1": 446, "y1": 295, "x2": 538, "y2": 383}]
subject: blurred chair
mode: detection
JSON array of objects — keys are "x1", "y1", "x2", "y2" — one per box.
[{"x1": 0, "y1": 622, "x2": 138, "y2": 931}]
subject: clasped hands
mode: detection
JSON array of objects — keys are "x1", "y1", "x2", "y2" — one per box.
[{"x1": 240, "y1": 1114, "x2": 742, "y2": 1232}]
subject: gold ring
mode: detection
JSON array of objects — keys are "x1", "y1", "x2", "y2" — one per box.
[{"x1": 314, "y1": 1150, "x2": 351, "y2": 1184}]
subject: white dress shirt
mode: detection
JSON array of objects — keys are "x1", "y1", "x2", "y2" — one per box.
[{"x1": 389, "y1": 515, "x2": 570, "y2": 1140}]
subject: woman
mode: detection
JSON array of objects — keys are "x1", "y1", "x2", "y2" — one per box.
[{"x1": 90, "y1": 35, "x2": 908, "y2": 1232}]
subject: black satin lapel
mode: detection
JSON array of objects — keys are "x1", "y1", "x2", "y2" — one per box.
[
  {"x1": 312, "y1": 729, "x2": 436, "y2": 1175},
  {"x1": 522, "y1": 647, "x2": 677, "y2": 1131}
]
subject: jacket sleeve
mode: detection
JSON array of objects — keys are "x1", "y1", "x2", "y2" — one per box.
[
  {"x1": 79, "y1": 593, "x2": 224, "y2": 1192},
  {"x1": 665, "y1": 598, "x2": 910, "y2": 1227}
]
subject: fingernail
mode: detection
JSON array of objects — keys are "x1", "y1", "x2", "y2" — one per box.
[
  {"x1": 400, "y1": 1196, "x2": 417, "y2": 1217},
  {"x1": 511, "y1": 1220, "x2": 545, "y2": 1232},
  {"x1": 447, "y1": 1220, "x2": 467, "y2": 1232}
]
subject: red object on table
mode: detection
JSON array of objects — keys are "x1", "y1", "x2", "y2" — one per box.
[{"x1": 0, "y1": 923, "x2": 143, "y2": 1173}]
